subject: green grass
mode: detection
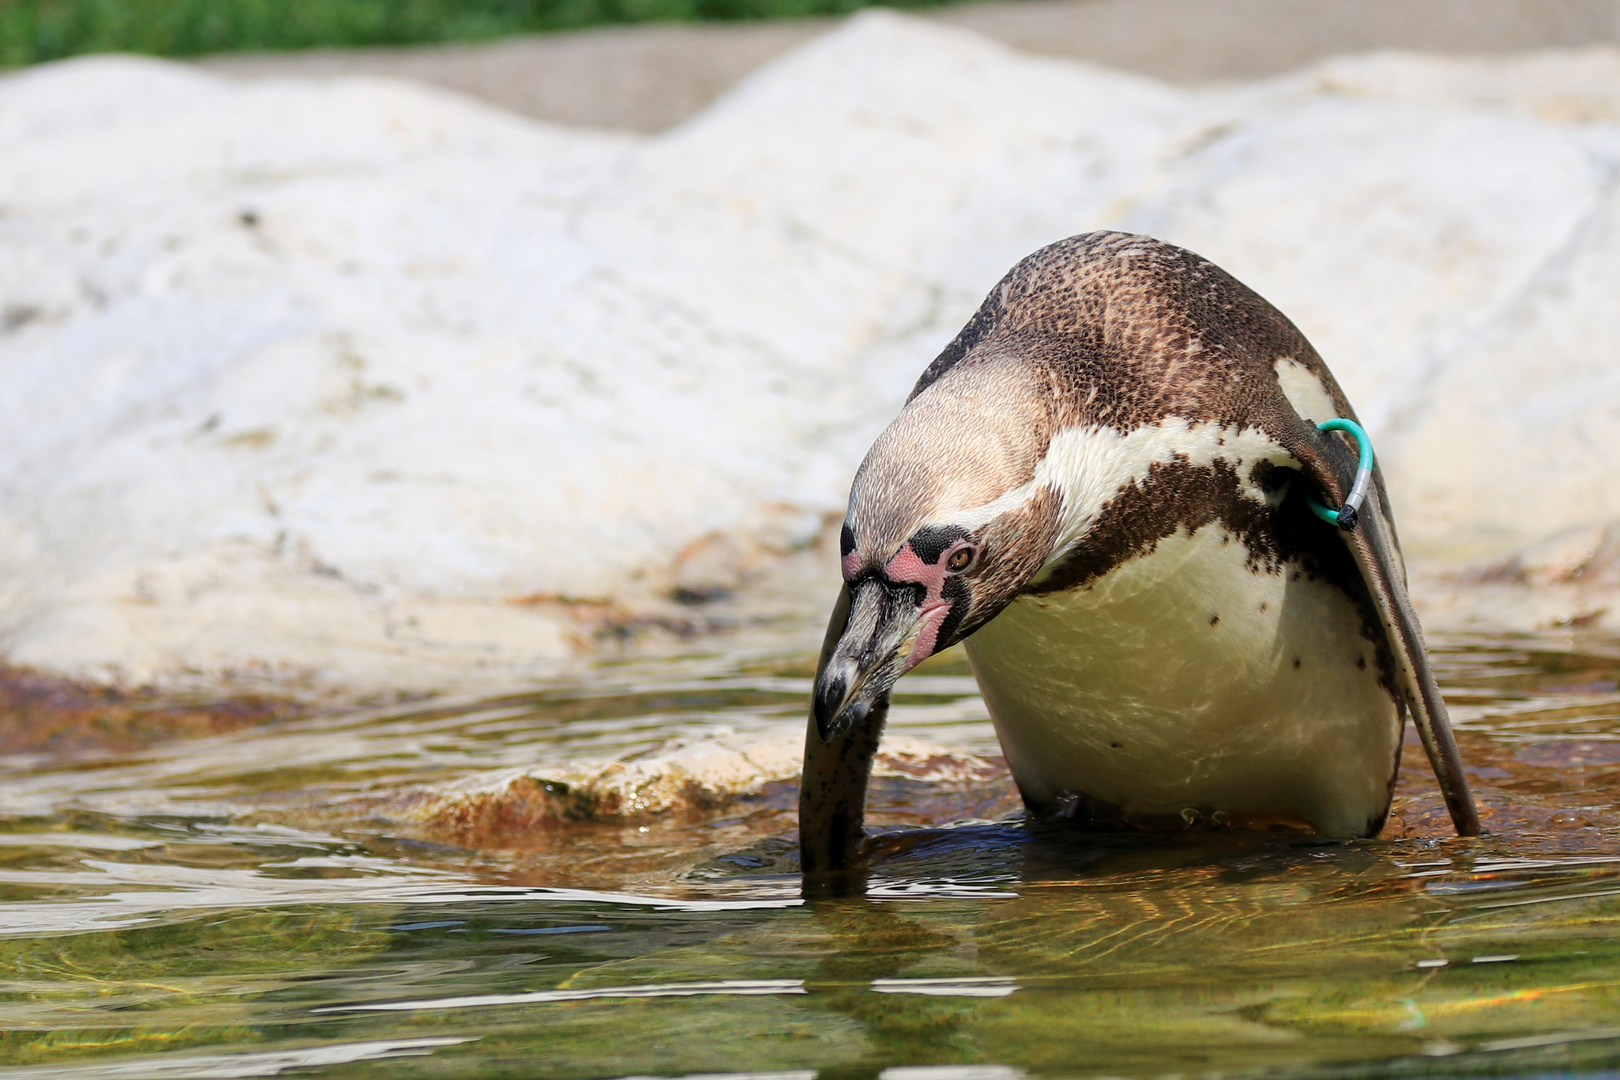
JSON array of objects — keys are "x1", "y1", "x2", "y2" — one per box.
[{"x1": 0, "y1": 0, "x2": 954, "y2": 66}]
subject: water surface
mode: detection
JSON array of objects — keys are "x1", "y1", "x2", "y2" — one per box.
[{"x1": 2, "y1": 631, "x2": 1620, "y2": 1078}]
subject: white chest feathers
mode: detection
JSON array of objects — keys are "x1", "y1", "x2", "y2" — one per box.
[{"x1": 964, "y1": 522, "x2": 1402, "y2": 837}]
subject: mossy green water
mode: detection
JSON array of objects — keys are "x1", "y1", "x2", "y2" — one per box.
[
  {"x1": 0, "y1": 634, "x2": 1618, "y2": 1076},
  {"x1": 6, "y1": 844, "x2": 1620, "y2": 1077}
]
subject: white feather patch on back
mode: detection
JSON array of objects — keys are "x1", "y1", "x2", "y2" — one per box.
[{"x1": 1273, "y1": 358, "x2": 1338, "y2": 424}]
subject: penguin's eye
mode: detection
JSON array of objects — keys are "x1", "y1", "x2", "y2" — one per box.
[{"x1": 946, "y1": 546, "x2": 977, "y2": 573}]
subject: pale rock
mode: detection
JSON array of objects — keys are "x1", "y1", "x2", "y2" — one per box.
[
  {"x1": 1298, "y1": 48, "x2": 1620, "y2": 127},
  {"x1": 1474, "y1": 520, "x2": 1620, "y2": 587},
  {"x1": 1382, "y1": 178, "x2": 1620, "y2": 560},
  {"x1": 1411, "y1": 571, "x2": 1620, "y2": 635},
  {"x1": 3, "y1": 16, "x2": 1620, "y2": 694},
  {"x1": 1412, "y1": 518, "x2": 1620, "y2": 635}
]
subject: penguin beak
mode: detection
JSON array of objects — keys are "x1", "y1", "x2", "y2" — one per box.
[{"x1": 812, "y1": 578, "x2": 930, "y2": 742}]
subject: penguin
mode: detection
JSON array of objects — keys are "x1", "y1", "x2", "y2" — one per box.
[{"x1": 800, "y1": 231, "x2": 1480, "y2": 875}]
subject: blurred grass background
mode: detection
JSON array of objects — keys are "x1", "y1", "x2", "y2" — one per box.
[{"x1": 0, "y1": 0, "x2": 953, "y2": 65}]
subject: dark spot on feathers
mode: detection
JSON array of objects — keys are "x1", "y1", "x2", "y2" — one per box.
[
  {"x1": 1293, "y1": 657, "x2": 1302, "y2": 669},
  {"x1": 1358, "y1": 656, "x2": 1367, "y2": 670},
  {"x1": 1210, "y1": 614, "x2": 1220, "y2": 626}
]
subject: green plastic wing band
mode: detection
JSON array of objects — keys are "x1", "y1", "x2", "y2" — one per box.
[{"x1": 1307, "y1": 417, "x2": 1374, "y2": 531}]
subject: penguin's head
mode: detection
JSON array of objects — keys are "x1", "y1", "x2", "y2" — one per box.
[{"x1": 813, "y1": 359, "x2": 1061, "y2": 741}]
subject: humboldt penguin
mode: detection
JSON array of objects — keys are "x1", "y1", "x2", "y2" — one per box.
[{"x1": 801, "y1": 231, "x2": 1480, "y2": 874}]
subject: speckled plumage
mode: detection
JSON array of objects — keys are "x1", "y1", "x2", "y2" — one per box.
[{"x1": 801, "y1": 232, "x2": 1478, "y2": 877}]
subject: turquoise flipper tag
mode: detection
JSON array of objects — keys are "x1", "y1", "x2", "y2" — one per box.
[{"x1": 1306, "y1": 418, "x2": 1374, "y2": 531}]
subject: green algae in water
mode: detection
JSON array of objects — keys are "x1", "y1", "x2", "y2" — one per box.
[{"x1": 1, "y1": 634, "x2": 1620, "y2": 1077}]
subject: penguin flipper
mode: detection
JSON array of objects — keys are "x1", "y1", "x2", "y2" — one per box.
[{"x1": 1299, "y1": 440, "x2": 1482, "y2": 837}]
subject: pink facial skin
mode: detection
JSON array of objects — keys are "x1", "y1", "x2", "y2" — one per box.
[{"x1": 879, "y1": 540, "x2": 974, "y2": 673}]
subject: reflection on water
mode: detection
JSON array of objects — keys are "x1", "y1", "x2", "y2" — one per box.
[{"x1": 1, "y1": 632, "x2": 1619, "y2": 1077}]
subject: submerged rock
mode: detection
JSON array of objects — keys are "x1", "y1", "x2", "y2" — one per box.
[
  {"x1": 368, "y1": 729, "x2": 1005, "y2": 846},
  {"x1": 2, "y1": 19, "x2": 1619, "y2": 693}
]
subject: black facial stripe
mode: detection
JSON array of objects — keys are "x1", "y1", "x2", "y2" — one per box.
[
  {"x1": 846, "y1": 567, "x2": 925, "y2": 608},
  {"x1": 839, "y1": 524, "x2": 855, "y2": 558},
  {"x1": 909, "y1": 524, "x2": 970, "y2": 565},
  {"x1": 890, "y1": 580, "x2": 926, "y2": 608},
  {"x1": 936, "y1": 575, "x2": 970, "y2": 647}
]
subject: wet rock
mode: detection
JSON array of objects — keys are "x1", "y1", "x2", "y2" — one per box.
[
  {"x1": 0, "y1": 664, "x2": 293, "y2": 755},
  {"x1": 373, "y1": 729, "x2": 1005, "y2": 846}
]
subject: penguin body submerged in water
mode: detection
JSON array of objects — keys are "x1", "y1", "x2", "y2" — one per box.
[{"x1": 801, "y1": 232, "x2": 1479, "y2": 874}]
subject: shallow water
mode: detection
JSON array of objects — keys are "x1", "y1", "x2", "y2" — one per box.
[{"x1": 3, "y1": 631, "x2": 1620, "y2": 1078}]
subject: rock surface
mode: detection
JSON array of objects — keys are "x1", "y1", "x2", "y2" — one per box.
[
  {"x1": 368, "y1": 729, "x2": 1005, "y2": 845},
  {"x1": 3, "y1": 15, "x2": 1620, "y2": 694}
]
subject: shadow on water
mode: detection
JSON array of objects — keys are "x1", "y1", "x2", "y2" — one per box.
[{"x1": 1, "y1": 632, "x2": 1620, "y2": 1076}]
